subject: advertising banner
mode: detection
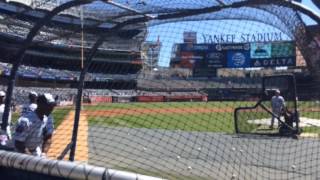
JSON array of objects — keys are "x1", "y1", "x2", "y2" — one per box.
[
  {"x1": 220, "y1": 43, "x2": 251, "y2": 68},
  {"x1": 227, "y1": 51, "x2": 250, "y2": 68},
  {"x1": 250, "y1": 43, "x2": 272, "y2": 59},
  {"x1": 206, "y1": 51, "x2": 226, "y2": 68},
  {"x1": 171, "y1": 41, "x2": 296, "y2": 74},
  {"x1": 271, "y1": 42, "x2": 295, "y2": 57},
  {"x1": 178, "y1": 52, "x2": 195, "y2": 69},
  {"x1": 251, "y1": 57, "x2": 296, "y2": 67},
  {"x1": 179, "y1": 43, "x2": 211, "y2": 52},
  {"x1": 251, "y1": 41, "x2": 296, "y2": 67}
]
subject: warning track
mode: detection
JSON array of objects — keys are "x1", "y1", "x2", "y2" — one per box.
[{"x1": 83, "y1": 107, "x2": 235, "y2": 117}]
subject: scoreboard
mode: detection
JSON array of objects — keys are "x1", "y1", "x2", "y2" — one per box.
[{"x1": 170, "y1": 41, "x2": 296, "y2": 77}]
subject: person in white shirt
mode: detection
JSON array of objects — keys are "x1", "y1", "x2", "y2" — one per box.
[
  {"x1": 0, "y1": 91, "x2": 12, "y2": 139},
  {"x1": 270, "y1": 89, "x2": 285, "y2": 129},
  {"x1": 21, "y1": 91, "x2": 55, "y2": 145},
  {"x1": 14, "y1": 93, "x2": 56, "y2": 157}
]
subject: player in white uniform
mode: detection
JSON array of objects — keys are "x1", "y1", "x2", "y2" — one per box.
[
  {"x1": 270, "y1": 89, "x2": 285, "y2": 129},
  {"x1": 21, "y1": 91, "x2": 38, "y2": 116},
  {"x1": 14, "y1": 93, "x2": 56, "y2": 156},
  {"x1": 21, "y1": 91, "x2": 55, "y2": 145},
  {"x1": 0, "y1": 91, "x2": 12, "y2": 139}
]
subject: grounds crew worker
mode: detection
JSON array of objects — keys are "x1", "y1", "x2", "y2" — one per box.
[
  {"x1": 270, "y1": 89, "x2": 285, "y2": 129},
  {"x1": 14, "y1": 93, "x2": 56, "y2": 157},
  {"x1": 0, "y1": 91, "x2": 12, "y2": 139}
]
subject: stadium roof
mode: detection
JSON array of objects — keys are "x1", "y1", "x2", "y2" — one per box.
[
  {"x1": 0, "y1": 0, "x2": 318, "y2": 47},
  {"x1": 0, "y1": 0, "x2": 319, "y2": 74},
  {"x1": 311, "y1": 0, "x2": 320, "y2": 10}
]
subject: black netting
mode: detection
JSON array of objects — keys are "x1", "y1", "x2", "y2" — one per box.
[{"x1": 0, "y1": 0, "x2": 320, "y2": 180}]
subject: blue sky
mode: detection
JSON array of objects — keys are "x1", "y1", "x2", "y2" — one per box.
[
  {"x1": 300, "y1": 0, "x2": 320, "y2": 25},
  {"x1": 146, "y1": 0, "x2": 320, "y2": 67}
]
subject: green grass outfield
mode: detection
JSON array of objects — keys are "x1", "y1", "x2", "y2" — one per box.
[
  {"x1": 84, "y1": 101, "x2": 320, "y2": 134},
  {"x1": 83, "y1": 100, "x2": 320, "y2": 110},
  {"x1": 89, "y1": 111, "x2": 236, "y2": 133},
  {"x1": 11, "y1": 101, "x2": 320, "y2": 134},
  {"x1": 86, "y1": 101, "x2": 252, "y2": 134},
  {"x1": 83, "y1": 101, "x2": 258, "y2": 110}
]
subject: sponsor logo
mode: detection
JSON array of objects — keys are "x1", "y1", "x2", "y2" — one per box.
[
  {"x1": 250, "y1": 43, "x2": 271, "y2": 59},
  {"x1": 232, "y1": 53, "x2": 246, "y2": 67},
  {"x1": 207, "y1": 52, "x2": 224, "y2": 59},
  {"x1": 252, "y1": 58, "x2": 295, "y2": 67}
]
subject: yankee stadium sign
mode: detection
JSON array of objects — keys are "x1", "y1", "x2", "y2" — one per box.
[{"x1": 202, "y1": 32, "x2": 283, "y2": 43}]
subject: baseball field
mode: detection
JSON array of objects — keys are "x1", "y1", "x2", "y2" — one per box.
[
  {"x1": 60, "y1": 101, "x2": 320, "y2": 132},
  {"x1": 38, "y1": 100, "x2": 320, "y2": 179}
]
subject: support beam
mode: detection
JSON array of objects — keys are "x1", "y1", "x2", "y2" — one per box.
[
  {"x1": 312, "y1": 0, "x2": 320, "y2": 11},
  {"x1": 102, "y1": 0, "x2": 155, "y2": 19},
  {"x1": 290, "y1": 0, "x2": 320, "y2": 25},
  {"x1": 69, "y1": 35, "x2": 106, "y2": 162},
  {"x1": 216, "y1": 0, "x2": 226, "y2": 6}
]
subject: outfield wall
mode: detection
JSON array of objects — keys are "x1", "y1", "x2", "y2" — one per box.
[
  {"x1": 137, "y1": 95, "x2": 165, "y2": 102},
  {"x1": 88, "y1": 95, "x2": 208, "y2": 103},
  {"x1": 165, "y1": 95, "x2": 207, "y2": 102},
  {"x1": 89, "y1": 96, "x2": 113, "y2": 103}
]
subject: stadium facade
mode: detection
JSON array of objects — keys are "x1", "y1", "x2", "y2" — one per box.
[{"x1": 170, "y1": 31, "x2": 307, "y2": 78}]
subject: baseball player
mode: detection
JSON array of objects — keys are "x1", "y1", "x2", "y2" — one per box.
[
  {"x1": 14, "y1": 93, "x2": 56, "y2": 157},
  {"x1": 270, "y1": 89, "x2": 285, "y2": 129},
  {"x1": 21, "y1": 91, "x2": 55, "y2": 146},
  {"x1": 0, "y1": 91, "x2": 12, "y2": 139},
  {"x1": 21, "y1": 91, "x2": 38, "y2": 116}
]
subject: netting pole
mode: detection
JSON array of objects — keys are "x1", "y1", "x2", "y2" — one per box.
[
  {"x1": 68, "y1": 11, "x2": 151, "y2": 161},
  {"x1": 69, "y1": 65, "x2": 85, "y2": 161},
  {"x1": 69, "y1": 37, "x2": 106, "y2": 161},
  {"x1": 1, "y1": 0, "x2": 92, "y2": 131}
]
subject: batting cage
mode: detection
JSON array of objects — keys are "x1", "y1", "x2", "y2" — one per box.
[
  {"x1": 0, "y1": 0, "x2": 320, "y2": 180},
  {"x1": 235, "y1": 75, "x2": 300, "y2": 136}
]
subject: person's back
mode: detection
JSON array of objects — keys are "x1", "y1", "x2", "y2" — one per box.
[
  {"x1": 0, "y1": 91, "x2": 12, "y2": 139},
  {"x1": 271, "y1": 95, "x2": 285, "y2": 114},
  {"x1": 21, "y1": 91, "x2": 55, "y2": 137},
  {"x1": 0, "y1": 93, "x2": 7, "y2": 123},
  {"x1": 14, "y1": 111, "x2": 48, "y2": 156},
  {"x1": 14, "y1": 93, "x2": 56, "y2": 157},
  {"x1": 0, "y1": 103, "x2": 5, "y2": 119},
  {"x1": 21, "y1": 91, "x2": 38, "y2": 116},
  {"x1": 21, "y1": 103, "x2": 37, "y2": 116}
]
